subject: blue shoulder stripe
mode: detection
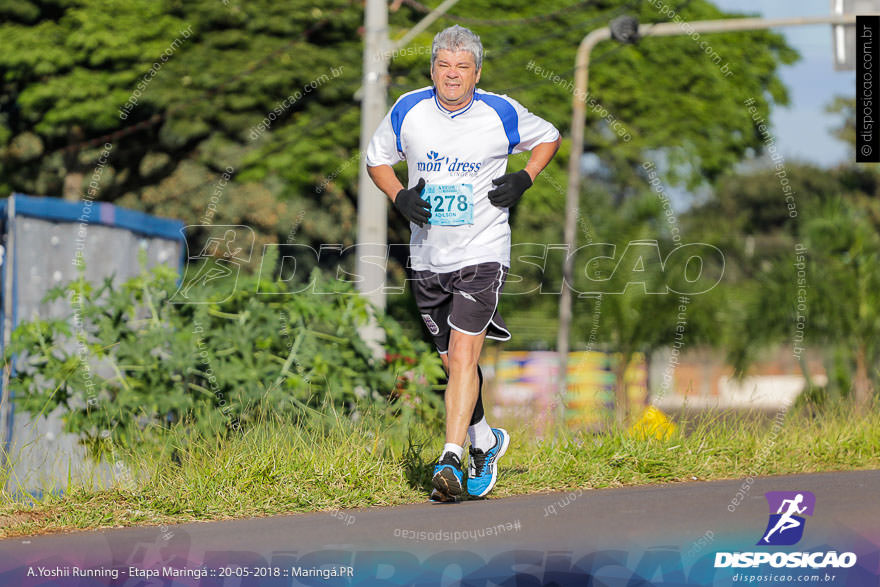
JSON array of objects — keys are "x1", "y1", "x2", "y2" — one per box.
[
  {"x1": 391, "y1": 88, "x2": 434, "y2": 152},
  {"x1": 475, "y1": 93, "x2": 520, "y2": 154}
]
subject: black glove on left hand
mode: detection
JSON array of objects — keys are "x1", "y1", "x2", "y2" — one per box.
[{"x1": 487, "y1": 170, "x2": 532, "y2": 208}]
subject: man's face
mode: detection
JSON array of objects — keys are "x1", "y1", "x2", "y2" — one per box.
[{"x1": 431, "y1": 49, "x2": 481, "y2": 107}]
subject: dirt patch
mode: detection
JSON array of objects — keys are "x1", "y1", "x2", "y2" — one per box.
[
  {"x1": 0, "y1": 511, "x2": 47, "y2": 537},
  {"x1": 0, "y1": 511, "x2": 41, "y2": 526}
]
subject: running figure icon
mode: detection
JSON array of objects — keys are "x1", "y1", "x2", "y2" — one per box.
[
  {"x1": 758, "y1": 490, "x2": 815, "y2": 546},
  {"x1": 171, "y1": 225, "x2": 255, "y2": 304},
  {"x1": 762, "y1": 493, "x2": 807, "y2": 543}
]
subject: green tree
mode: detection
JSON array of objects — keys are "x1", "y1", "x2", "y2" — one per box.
[
  {"x1": 0, "y1": 0, "x2": 362, "y2": 251},
  {"x1": 566, "y1": 190, "x2": 724, "y2": 423},
  {"x1": 1, "y1": 1, "x2": 796, "y2": 242},
  {"x1": 1, "y1": 0, "x2": 800, "y2": 368},
  {"x1": 684, "y1": 118, "x2": 880, "y2": 407},
  {"x1": 826, "y1": 96, "x2": 855, "y2": 156},
  {"x1": 803, "y1": 195, "x2": 880, "y2": 408}
]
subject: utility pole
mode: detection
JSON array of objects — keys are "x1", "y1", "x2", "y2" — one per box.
[
  {"x1": 355, "y1": 0, "x2": 462, "y2": 353},
  {"x1": 556, "y1": 12, "x2": 857, "y2": 424},
  {"x1": 356, "y1": 0, "x2": 391, "y2": 354}
]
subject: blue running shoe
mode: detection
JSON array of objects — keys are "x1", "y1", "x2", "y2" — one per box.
[
  {"x1": 432, "y1": 451, "x2": 464, "y2": 497},
  {"x1": 467, "y1": 428, "x2": 510, "y2": 497}
]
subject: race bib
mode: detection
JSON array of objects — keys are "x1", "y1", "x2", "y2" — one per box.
[{"x1": 421, "y1": 183, "x2": 474, "y2": 226}]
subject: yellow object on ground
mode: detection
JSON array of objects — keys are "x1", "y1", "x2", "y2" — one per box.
[{"x1": 631, "y1": 406, "x2": 677, "y2": 440}]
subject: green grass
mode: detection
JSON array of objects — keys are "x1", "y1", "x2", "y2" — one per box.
[{"x1": 1, "y1": 401, "x2": 879, "y2": 538}]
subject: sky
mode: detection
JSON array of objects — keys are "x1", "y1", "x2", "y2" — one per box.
[{"x1": 712, "y1": 0, "x2": 855, "y2": 166}]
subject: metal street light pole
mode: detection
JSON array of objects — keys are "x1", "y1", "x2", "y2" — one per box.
[{"x1": 556, "y1": 13, "x2": 857, "y2": 425}]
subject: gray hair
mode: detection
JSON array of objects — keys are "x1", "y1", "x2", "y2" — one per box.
[{"x1": 431, "y1": 25, "x2": 483, "y2": 71}]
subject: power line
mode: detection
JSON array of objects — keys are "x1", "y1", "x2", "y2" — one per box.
[
  {"x1": 491, "y1": 0, "x2": 705, "y2": 96},
  {"x1": 489, "y1": 4, "x2": 642, "y2": 94},
  {"x1": 51, "y1": 0, "x2": 695, "y2": 156},
  {"x1": 399, "y1": 0, "x2": 604, "y2": 26},
  {"x1": 483, "y1": 9, "x2": 622, "y2": 62},
  {"x1": 385, "y1": 7, "x2": 626, "y2": 92}
]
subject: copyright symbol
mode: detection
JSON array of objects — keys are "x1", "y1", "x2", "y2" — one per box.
[{"x1": 861, "y1": 144, "x2": 872, "y2": 157}]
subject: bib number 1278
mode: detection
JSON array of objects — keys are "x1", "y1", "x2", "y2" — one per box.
[{"x1": 421, "y1": 183, "x2": 474, "y2": 226}]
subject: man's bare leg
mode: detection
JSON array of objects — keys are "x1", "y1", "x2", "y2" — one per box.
[
  {"x1": 444, "y1": 328, "x2": 487, "y2": 447},
  {"x1": 430, "y1": 329, "x2": 486, "y2": 499},
  {"x1": 436, "y1": 328, "x2": 511, "y2": 499}
]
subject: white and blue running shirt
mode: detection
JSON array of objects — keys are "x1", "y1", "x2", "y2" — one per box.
[{"x1": 366, "y1": 86, "x2": 560, "y2": 273}]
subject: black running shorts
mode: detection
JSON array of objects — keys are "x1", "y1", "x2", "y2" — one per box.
[{"x1": 410, "y1": 262, "x2": 511, "y2": 353}]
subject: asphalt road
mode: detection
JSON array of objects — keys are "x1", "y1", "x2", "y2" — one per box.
[{"x1": 1, "y1": 470, "x2": 878, "y2": 586}]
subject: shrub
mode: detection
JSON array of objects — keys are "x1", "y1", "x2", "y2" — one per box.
[{"x1": 7, "y1": 261, "x2": 445, "y2": 455}]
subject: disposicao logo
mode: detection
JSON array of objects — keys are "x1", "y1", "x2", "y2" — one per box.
[
  {"x1": 714, "y1": 491, "x2": 857, "y2": 570},
  {"x1": 758, "y1": 491, "x2": 813, "y2": 546}
]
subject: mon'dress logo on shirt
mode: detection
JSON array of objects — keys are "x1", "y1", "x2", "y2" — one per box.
[{"x1": 417, "y1": 150, "x2": 481, "y2": 175}]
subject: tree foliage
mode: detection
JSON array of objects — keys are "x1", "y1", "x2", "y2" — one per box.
[
  {"x1": 0, "y1": 0, "x2": 804, "y2": 404},
  {"x1": 1, "y1": 0, "x2": 796, "y2": 245},
  {"x1": 684, "y1": 145, "x2": 880, "y2": 406}
]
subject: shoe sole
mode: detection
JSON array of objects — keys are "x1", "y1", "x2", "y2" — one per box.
[
  {"x1": 469, "y1": 428, "x2": 510, "y2": 498},
  {"x1": 429, "y1": 489, "x2": 460, "y2": 503},
  {"x1": 432, "y1": 467, "x2": 463, "y2": 497}
]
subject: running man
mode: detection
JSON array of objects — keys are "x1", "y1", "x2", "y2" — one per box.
[
  {"x1": 366, "y1": 25, "x2": 560, "y2": 501},
  {"x1": 762, "y1": 493, "x2": 807, "y2": 543}
]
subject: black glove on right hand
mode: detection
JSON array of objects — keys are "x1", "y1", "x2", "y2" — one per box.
[{"x1": 394, "y1": 178, "x2": 431, "y2": 227}]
